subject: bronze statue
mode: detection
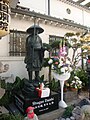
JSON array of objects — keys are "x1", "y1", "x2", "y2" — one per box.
[{"x1": 24, "y1": 25, "x2": 45, "y2": 81}]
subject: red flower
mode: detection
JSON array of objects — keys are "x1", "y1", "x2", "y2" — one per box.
[{"x1": 55, "y1": 62, "x2": 58, "y2": 64}]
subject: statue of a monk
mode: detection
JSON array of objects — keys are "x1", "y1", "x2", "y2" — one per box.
[{"x1": 24, "y1": 25, "x2": 45, "y2": 81}]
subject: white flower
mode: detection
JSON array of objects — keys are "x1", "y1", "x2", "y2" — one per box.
[
  {"x1": 74, "y1": 76, "x2": 80, "y2": 80},
  {"x1": 62, "y1": 51, "x2": 67, "y2": 55},
  {"x1": 66, "y1": 59, "x2": 71, "y2": 65},
  {"x1": 70, "y1": 76, "x2": 82, "y2": 89},
  {"x1": 52, "y1": 64, "x2": 54, "y2": 69},
  {"x1": 60, "y1": 66, "x2": 68, "y2": 73},
  {"x1": 68, "y1": 66, "x2": 73, "y2": 72},
  {"x1": 58, "y1": 64, "x2": 61, "y2": 68},
  {"x1": 64, "y1": 67, "x2": 68, "y2": 71},
  {"x1": 59, "y1": 59, "x2": 63, "y2": 66},
  {"x1": 78, "y1": 80, "x2": 82, "y2": 84},
  {"x1": 76, "y1": 80, "x2": 79, "y2": 84},
  {"x1": 72, "y1": 80, "x2": 75, "y2": 83},
  {"x1": 48, "y1": 59, "x2": 53, "y2": 64},
  {"x1": 61, "y1": 67, "x2": 66, "y2": 73},
  {"x1": 83, "y1": 49, "x2": 87, "y2": 53},
  {"x1": 75, "y1": 85, "x2": 77, "y2": 89},
  {"x1": 79, "y1": 86, "x2": 82, "y2": 88}
]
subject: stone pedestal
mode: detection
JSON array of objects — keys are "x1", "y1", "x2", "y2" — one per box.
[{"x1": 14, "y1": 91, "x2": 59, "y2": 115}]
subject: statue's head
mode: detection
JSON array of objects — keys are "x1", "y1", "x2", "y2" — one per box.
[
  {"x1": 26, "y1": 25, "x2": 44, "y2": 35},
  {"x1": 26, "y1": 106, "x2": 35, "y2": 119}
]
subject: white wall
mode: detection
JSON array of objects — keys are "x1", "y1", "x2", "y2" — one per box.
[
  {"x1": 10, "y1": 17, "x2": 34, "y2": 31},
  {"x1": 0, "y1": 58, "x2": 28, "y2": 80},
  {"x1": 18, "y1": 0, "x2": 90, "y2": 27},
  {"x1": 19, "y1": 0, "x2": 46, "y2": 14},
  {"x1": 50, "y1": 0, "x2": 83, "y2": 25},
  {"x1": 83, "y1": 11, "x2": 90, "y2": 27},
  {"x1": 0, "y1": 35, "x2": 9, "y2": 56}
]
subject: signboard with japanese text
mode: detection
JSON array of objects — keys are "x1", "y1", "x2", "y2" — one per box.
[{"x1": 14, "y1": 92, "x2": 59, "y2": 115}]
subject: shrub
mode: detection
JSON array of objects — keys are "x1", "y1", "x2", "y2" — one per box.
[
  {"x1": 0, "y1": 114, "x2": 24, "y2": 120},
  {"x1": 75, "y1": 68, "x2": 88, "y2": 89},
  {"x1": 62, "y1": 105, "x2": 74, "y2": 118}
]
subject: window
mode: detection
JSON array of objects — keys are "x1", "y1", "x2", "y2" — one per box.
[
  {"x1": 49, "y1": 35, "x2": 64, "y2": 57},
  {"x1": 9, "y1": 30, "x2": 27, "y2": 56}
]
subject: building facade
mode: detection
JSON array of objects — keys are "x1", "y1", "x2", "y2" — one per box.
[{"x1": 0, "y1": 0, "x2": 90, "y2": 80}]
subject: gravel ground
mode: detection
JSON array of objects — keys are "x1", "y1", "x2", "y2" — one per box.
[{"x1": 84, "y1": 114, "x2": 90, "y2": 120}]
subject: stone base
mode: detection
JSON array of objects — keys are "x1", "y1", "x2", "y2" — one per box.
[{"x1": 14, "y1": 91, "x2": 59, "y2": 115}]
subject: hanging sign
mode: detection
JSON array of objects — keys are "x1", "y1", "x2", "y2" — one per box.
[{"x1": 0, "y1": 0, "x2": 10, "y2": 37}]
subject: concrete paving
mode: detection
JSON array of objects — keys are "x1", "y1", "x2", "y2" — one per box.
[
  {"x1": 38, "y1": 99, "x2": 80, "y2": 120},
  {"x1": 38, "y1": 107, "x2": 65, "y2": 120},
  {"x1": 38, "y1": 90, "x2": 89, "y2": 120}
]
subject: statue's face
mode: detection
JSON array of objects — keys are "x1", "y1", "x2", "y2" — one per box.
[
  {"x1": 28, "y1": 110, "x2": 33, "y2": 114},
  {"x1": 4, "y1": 64, "x2": 9, "y2": 71}
]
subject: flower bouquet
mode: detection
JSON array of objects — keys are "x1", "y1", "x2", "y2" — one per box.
[{"x1": 48, "y1": 57, "x2": 71, "y2": 75}]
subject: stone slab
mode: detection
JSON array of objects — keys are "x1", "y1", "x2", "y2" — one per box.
[
  {"x1": 0, "y1": 106, "x2": 9, "y2": 115},
  {"x1": 14, "y1": 91, "x2": 59, "y2": 115}
]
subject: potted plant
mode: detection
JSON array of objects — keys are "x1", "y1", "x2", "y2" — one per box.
[
  {"x1": 69, "y1": 76, "x2": 82, "y2": 92},
  {"x1": 75, "y1": 68, "x2": 88, "y2": 91}
]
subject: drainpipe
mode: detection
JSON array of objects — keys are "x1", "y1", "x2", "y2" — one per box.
[{"x1": 48, "y1": 0, "x2": 50, "y2": 15}]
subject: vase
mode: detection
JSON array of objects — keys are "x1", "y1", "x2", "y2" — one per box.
[
  {"x1": 53, "y1": 72, "x2": 70, "y2": 81},
  {"x1": 53, "y1": 72, "x2": 70, "y2": 108}
]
